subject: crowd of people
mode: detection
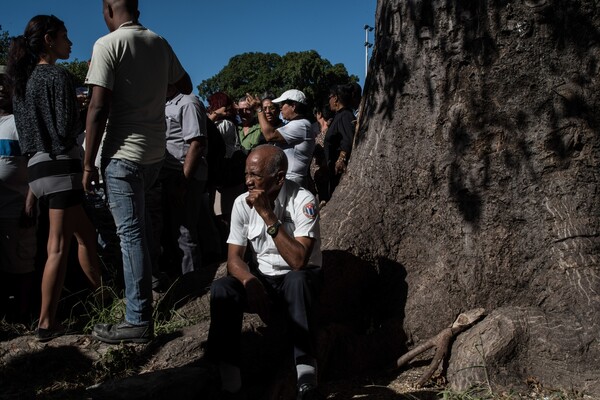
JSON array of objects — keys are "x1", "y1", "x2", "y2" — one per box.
[{"x1": 0, "y1": 1, "x2": 362, "y2": 398}]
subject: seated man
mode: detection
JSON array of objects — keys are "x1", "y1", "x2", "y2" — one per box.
[{"x1": 206, "y1": 145, "x2": 323, "y2": 399}]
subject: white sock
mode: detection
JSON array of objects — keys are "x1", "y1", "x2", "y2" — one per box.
[
  {"x1": 296, "y1": 361, "x2": 317, "y2": 387},
  {"x1": 219, "y1": 362, "x2": 242, "y2": 393}
]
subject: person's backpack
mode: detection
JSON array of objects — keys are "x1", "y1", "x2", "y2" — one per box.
[{"x1": 206, "y1": 118, "x2": 226, "y2": 187}]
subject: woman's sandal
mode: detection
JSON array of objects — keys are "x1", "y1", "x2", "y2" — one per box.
[{"x1": 35, "y1": 326, "x2": 71, "y2": 342}]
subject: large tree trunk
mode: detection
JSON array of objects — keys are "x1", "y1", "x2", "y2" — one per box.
[{"x1": 320, "y1": 0, "x2": 600, "y2": 394}]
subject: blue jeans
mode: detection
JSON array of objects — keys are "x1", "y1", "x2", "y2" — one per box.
[{"x1": 102, "y1": 158, "x2": 161, "y2": 325}]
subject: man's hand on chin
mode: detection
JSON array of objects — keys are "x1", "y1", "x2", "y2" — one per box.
[{"x1": 246, "y1": 189, "x2": 275, "y2": 221}]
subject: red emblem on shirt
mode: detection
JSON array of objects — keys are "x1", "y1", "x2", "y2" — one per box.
[{"x1": 303, "y1": 203, "x2": 317, "y2": 219}]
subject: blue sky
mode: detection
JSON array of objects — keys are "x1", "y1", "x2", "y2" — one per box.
[{"x1": 2, "y1": 1, "x2": 376, "y2": 93}]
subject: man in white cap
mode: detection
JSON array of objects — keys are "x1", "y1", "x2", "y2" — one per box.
[{"x1": 247, "y1": 89, "x2": 314, "y2": 189}]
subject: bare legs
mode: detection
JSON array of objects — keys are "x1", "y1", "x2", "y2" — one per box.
[{"x1": 38, "y1": 204, "x2": 101, "y2": 330}]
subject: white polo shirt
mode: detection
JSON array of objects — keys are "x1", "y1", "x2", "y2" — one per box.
[{"x1": 227, "y1": 180, "x2": 322, "y2": 276}]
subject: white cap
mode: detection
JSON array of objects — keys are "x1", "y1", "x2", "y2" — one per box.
[{"x1": 272, "y1": 89, "x2": 307, "y2": 105}]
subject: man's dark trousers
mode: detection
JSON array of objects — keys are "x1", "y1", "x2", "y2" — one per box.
[{"x1": 206, "y1": 267, "x2": 322, "y2": 366}]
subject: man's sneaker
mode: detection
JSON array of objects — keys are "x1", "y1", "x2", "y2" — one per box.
[
  {"x1": 92, "y1": 321, "x2": 154, "y2": 344},
  {"x1": 297, "y1": 383, "x2": 323, "y2": 400}
]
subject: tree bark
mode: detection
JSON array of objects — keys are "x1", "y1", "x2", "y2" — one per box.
[{"x1": 320, "y1": 0, "x2": 600, "y2": 394}]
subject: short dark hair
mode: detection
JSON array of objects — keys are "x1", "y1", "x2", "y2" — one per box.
[
  {"x1": 350, "y1": 82, "x2": 362, "y2": 109},
  {"x1": 313, "y1": 104, "x2": 333, "y2": 121},
  {"x1": 330, "y1": 83, "x2": 355, "y2": 109},
  {"x1": 124, "y1": 0, "x2": 139, "y2": 16},
  {"x1": 292, "y1": 101, "x2": 309, "y2": 117},
  {"x1": 105, "y1": 0, "x2": 139, "y2": 16}
]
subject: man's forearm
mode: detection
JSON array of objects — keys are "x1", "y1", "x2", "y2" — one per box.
[
  {"x1": 183, "y1": 138, "x2": 206, "y2": 180},
  {"x1": 257, "y1": 111, "x2": 275, "y2": 141},
  {"x1": 227, "y1": 255, "x2": 255, "y2": 285},
  {"x1": 84, "y1": 121, "x2": 104, "y2": 171},
  {"x1": 272, "y1": 231, "x2": 313, "y2": 270}
]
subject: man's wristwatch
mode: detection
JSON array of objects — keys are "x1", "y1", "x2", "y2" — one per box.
[{"x1": 267, "y1": 220, "x2": 282, "y2": 237}]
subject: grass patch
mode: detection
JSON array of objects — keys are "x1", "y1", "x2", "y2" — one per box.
[
  {"x1": 69, "y1": 276, "x2": 198, "y2": 337},
  {"x1": 93, "y1": 342, "x2": 140, "y2": 381}
]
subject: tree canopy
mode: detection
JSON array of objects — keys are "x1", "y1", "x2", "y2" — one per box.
[
  {"x1": 0, "y1": 26, "x2": 10, "y2": 65},
  {"x1": 60, "y1": 59, "x2": 89, "y2": 88},
  {"x1": 197, "y1": 50, "x2": 358, "y2": 110}
]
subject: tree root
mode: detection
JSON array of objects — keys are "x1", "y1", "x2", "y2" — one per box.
[{"x1": 396, "y1": 308, "x2": 486, "y2": 387}]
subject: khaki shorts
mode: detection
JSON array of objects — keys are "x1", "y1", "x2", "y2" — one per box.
[{"x1": 0, "y1": 218, "x2": 36, "y2": 274}]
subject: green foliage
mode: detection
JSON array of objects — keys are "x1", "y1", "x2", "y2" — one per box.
[
  {"x1": 198, "y1": 52, "x2": 282, "y2": 103},
  {"x1": 60, "y1": 59, "x2": 89, "y2": 88},
  {"x1": 0, "y1": 26, "x2": 11, "y2": 65},
  {"x1": 197, "y1": 50, "x2": 358, "y2": 110}
]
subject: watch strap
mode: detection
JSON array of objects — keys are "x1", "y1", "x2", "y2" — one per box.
[{"x1": 267, "y1": 220, "x2": 282, "y2": 237}]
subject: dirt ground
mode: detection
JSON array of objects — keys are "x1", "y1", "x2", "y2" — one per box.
[
  {"x1": 0, "y1": 320, "x2": 583, "y2": 400},
  {"x1": 0, "y1": 318, "x2": 440, "y2": 400}
]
